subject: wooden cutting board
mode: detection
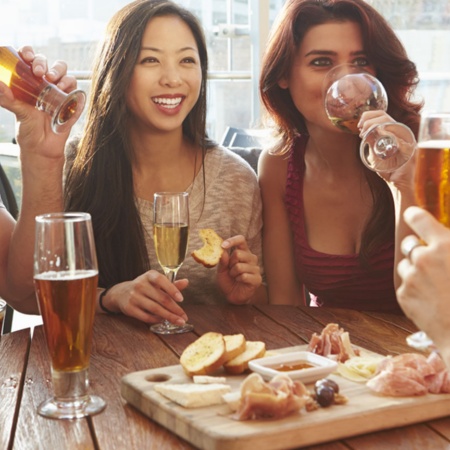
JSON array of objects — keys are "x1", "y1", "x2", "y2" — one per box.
[{"x1": 121, "y1": 345, "x2": 450, "y2": 450}]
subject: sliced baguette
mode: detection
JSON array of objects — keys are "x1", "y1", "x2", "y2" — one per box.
[
  {"x1": 180, "y1": 332, "x2": 226, "y2": 376},
  {"x1": 224, "y1": 341, "x2": 266, "y2": 375},
  {"x1": 191, "y1": 229, "x2": 224, "y2": 268},
  {"x1": 223, "y1": 334, "x2": 246, "y2": 363},
  {"x1": 154, "y1": 383, "x2": 231, "y2": 408}
]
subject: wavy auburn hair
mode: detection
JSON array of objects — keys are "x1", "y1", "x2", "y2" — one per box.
[
  {"x1": 64, "y1": 0, "x2": 210, "y2": 288},
  {"x1": 259, "y1": 0, "x2": 423, "y2": 265}
]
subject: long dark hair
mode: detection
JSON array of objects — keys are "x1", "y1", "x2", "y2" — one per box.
[
  {"x1": 260, "y1": 0, "x2": 422, "y2": 264},
  {"x1": 64, "y1": 0, "x2": 211, "y2": 288}
]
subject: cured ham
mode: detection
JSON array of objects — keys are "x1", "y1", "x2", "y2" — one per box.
[
  {"x1": 367, "y1": 352, "x2": 450, "y2": 396},
  {"x1": 308, "y1": 323, "x2": 360, "y2": 363},
  {"x1": 233, "y1": 373, "x2": 314, "y2": 420}
]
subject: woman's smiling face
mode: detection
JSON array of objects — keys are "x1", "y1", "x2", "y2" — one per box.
[
  {"x1": 126, "y1": 14, "x2": 202, "y2": 134},
  {"x1": 278, "y1": 20, "x2": 375, "y2": 134}
]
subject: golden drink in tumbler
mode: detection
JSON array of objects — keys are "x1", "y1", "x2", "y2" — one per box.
[
  {"x1": 0, "y1": 46, "x2": 85, "y2": 133},
  {"x1": 34, "y1": 270, "x2": 98, "y2": 372},
  {"x1": 414, "y1": 141, "x2": 450, "y2": 228}
]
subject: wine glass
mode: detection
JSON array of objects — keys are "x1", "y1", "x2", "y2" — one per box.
[
  {"x1": 323, "y1": 63, "x2": 416, "y2": 173},
  {"x1": 34, "y1": 212, "x2": 106, "y2": 419},
  {"x1": 405, "y1": 111, "x2": 450, "y2": 351},
  {"x1": 150, "y1": 192, "x2": 194, "y2": 334}
]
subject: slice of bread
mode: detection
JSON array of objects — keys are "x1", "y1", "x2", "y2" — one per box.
[
  {"x1": 191, "y1": 229, "x2": 224, "y2": 268},
  {"x1": 224, "y1": 341, "x2": 266, "y2": 375},
  {"x1": 180, "y1": 332, "x2": 226, "y2": 376},
  {"x1": 154, "y1": 383, "x2": 231, "y2": 408},
  {"x1": 223, "y1": 334, "x2": 246, "y2": 363}
]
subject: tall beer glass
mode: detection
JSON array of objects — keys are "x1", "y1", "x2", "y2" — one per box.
[
  {"x1": 34, "y1": 212, "x2": 106, "y2": 419},
  {"x1": 407, "y1": 112, "x2": 450, "y2": 350}
]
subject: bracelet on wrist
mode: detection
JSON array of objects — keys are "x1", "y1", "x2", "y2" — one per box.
[{"x1": 99, "y1": 288, "x2": 120, "y2": 315}]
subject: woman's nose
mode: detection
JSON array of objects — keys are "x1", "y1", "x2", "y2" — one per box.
[{"x1": 160, "y1": 65, "x2": 182, "y2": 87}]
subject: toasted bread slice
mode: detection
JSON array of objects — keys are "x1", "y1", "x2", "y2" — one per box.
[
  {"x1": 224, "y1": 341, "x2": 266, "y2": 375},
  {"x1": 223, "y1": 334, "x2": 246, "y2": 363},
  {"x1": 154, "y1": 383, "x2": 231, "y2": 408},
  {"x1": 180, "y1": 332, "x2": 226, "y2": 376},
  {"x1": 192, "y1": 229, "x2": 224, "y2": 268}
]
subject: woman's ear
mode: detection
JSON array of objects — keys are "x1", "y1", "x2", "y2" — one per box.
[{"x1": 278, "y1": 77, "x2": 289, "y2": 89}]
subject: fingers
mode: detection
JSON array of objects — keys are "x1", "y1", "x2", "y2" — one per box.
[
  {"x1": 17, "y1": 46, "x2": 75, "y2": 92},
  {"x1": 358, "y1": 110, "x2": 394, "y2": 136},
  {"x1": 403, "y1": 206, "x2": 447, "y2": 244},
  {"x1": 122, "y1": 271, "x2": 189, "y2": 325}
]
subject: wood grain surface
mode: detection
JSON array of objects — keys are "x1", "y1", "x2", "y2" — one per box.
[{"x1": 121, "y1": 344, "x2": 450, "y2": 450}]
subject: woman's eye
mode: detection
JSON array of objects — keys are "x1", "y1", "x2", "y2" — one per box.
[
  {"x1": 141, "y1": 57, "x2": 158, "y2": 64},
  {"x1": 353, "y1": 57, "x2": 370, "y2": 67},
  {"x1": 311, "y1": 58, "x2": 332, "y2": 67},
  {"x1": 182, "y1": 57, "x2": 197, "y2": 64}
]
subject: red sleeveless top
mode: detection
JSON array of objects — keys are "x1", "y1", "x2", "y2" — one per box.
[{"x1": 285, "y1": 135, "x2": 401, "y2": 312}]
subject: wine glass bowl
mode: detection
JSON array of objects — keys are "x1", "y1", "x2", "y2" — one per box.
[
  {"x1": 323, "y1": 63, "x2": 416, "y2": 172},
  {"x1": 150, "y1": 192, "x2": 193, "y2": 335}
]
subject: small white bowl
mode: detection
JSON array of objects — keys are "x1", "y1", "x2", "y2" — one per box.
[{"x1": 248, "y1": 351, "x2": 338, "y2": 384}]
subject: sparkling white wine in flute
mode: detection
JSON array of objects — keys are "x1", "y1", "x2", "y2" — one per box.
[
  {"x1": 0, "y1": 46, "x2": 85, "y2": 133},
  {"x1": 34, "y1": 212, "x2": 106, "y2": 419},
  {"x1": 407, "y1": 112, "x2": 450, "y2": 351},
  {"x1": 150, "y1": 192, "x2": 193, "y2": 334}
]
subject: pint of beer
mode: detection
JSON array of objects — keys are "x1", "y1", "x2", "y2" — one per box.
[
  {"x1": 34, "y1": 212, "x2": 105, "y2": 419},
  {"x1": 414, "y1": 113, "x2": 450, "y2": 228},
  {"x1": 0, "y1": 46, "x2": 85, "y2": 133}
]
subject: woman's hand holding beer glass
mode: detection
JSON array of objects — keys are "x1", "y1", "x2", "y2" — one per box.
[{"x1": 0, "y1": 45, "x2": 85, "y2": 134}]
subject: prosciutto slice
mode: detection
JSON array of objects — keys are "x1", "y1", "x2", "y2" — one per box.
[
  {"x1": 308, "y1": 323, "x2": 360, "y2": 363},
  {"x1": 367, "y1": 352, "x2": 450, "y2": 396},
  {"x1": 234, "y1": 373, "x2": 313, "y2": 420}
]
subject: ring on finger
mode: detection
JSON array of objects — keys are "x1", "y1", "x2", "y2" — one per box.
[{"x1": 401, "y1": 235, "x2": 422, "y2": 261}]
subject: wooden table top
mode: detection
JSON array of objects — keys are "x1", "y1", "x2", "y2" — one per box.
[{"x1": 2, "y1": 304, "x2": 450, "y2": 450}]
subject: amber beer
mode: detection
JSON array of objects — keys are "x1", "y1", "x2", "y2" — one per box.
[
  {"x1": 414, "y1": 141, "x2": 450, "y2": 228},
  {"x1": 34, "y1": 270, "x2": 98, "y2": 372},
  {"x1": 0, "y1": 46, "x2": 85, "y2": 133}
]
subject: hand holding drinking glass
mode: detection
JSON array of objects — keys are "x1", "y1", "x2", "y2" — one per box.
[
  {"x1": 0, "y1": 46, "x2": 85, "y2": 133},
  {"x1": 323, "y1": 63, "x2": 416, "y2": 173},
  {"x1": 404, "y1": 112, "x2": 450, "y2": 351},
  {"x1": 150, "y1": 192, "x2": 193, "y2": 334},
  {"x1": 34, "y1": 212, "x2": 106, "y2": 419}
]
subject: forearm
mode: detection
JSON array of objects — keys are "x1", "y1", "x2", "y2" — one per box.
[{"x1": 6, "y1": 154, "x2": 64, "y2": 312}]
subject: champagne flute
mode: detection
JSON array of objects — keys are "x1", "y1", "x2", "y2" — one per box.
[
  {"x1": 34, "y1": 212, "x2": 106, "y2": 419},
  {"x1": 323, "y1": 63, "x2": 416, "y2": 173},
  {"x1": 406, "y1": 111, "x2": 450, "y2": 351},
  {"x1": 150, "y1": 192, "x2": 193, "y2": 334}
]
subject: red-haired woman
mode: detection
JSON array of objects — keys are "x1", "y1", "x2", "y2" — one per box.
[{"x1": 259, "y1": 0, "x2": 422, "y2": 311}]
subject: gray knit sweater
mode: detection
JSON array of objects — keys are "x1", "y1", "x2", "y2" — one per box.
[{"x1": 137, "y1": 145, "x2": 263, "y2": 304}]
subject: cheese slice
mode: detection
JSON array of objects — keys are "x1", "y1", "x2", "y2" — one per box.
[
  {"x1": 193, "y1": 375, "x2": 227, "y2": 384},
  {"x1": 153, "y1": 383, "x2": 231, "y2": 408}
]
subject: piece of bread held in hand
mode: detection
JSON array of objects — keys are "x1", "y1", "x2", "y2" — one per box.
[
  {"x1": 224, "y1": 341, "x2": 266, "y2": 375},
  {"x1": 192, "y1": 228, "x2": 224, "y2": 268},
  {"x1": 180, "y1": 332, "x2": 227, "y2": 376}
]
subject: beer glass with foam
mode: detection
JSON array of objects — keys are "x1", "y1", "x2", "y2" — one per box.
[
  {"x1": 0, "y1": 46, "x2": 85, "y2": 133},
  {"x1": 406, "y1": 112, "x2": 450, "y2": 351},
  {"x1": 34, "y1": 212, "x2": 106, "y2": 419}
]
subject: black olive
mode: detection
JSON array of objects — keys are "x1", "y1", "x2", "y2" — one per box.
[
  {"x1": 315, "y1": 378, "x2": 339, "y2": 394},
  {"x1": 315, "y1": 385, "x2": 335, "y2": 407}
]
